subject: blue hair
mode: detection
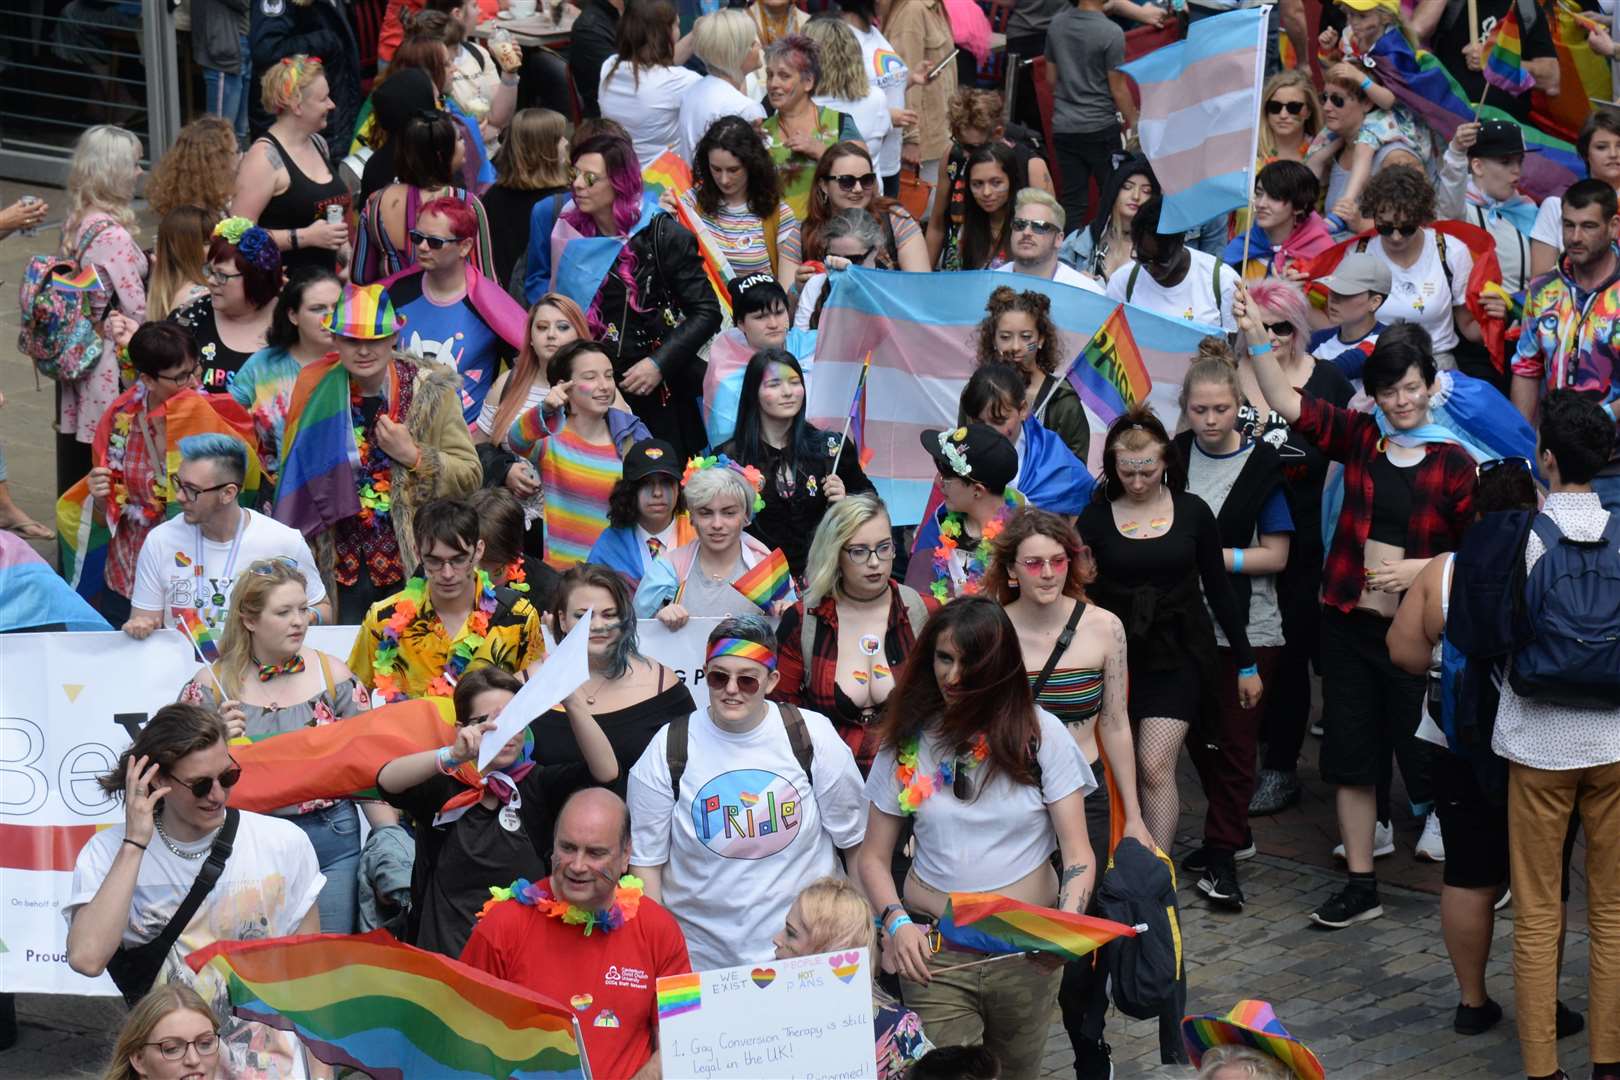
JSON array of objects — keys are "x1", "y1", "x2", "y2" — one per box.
[{"x1": 178, "y1": 433, "x2": 247, "y2": 486}]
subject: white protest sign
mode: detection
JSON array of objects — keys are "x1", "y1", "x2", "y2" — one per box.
[
  {"x1": 479, "y1": 608, "x2": 592, "y2": 769},
  {"x1": 656, "y1": 948, "x2": 877, "y2": 1079}
]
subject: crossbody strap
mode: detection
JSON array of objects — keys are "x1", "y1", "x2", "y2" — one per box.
[
  {"x1": 1031, "y1": 600, "x2": 1087, "y2": 699},
  {"x1": 149, "y1": 808, "x2": 240, "y2": 960}
]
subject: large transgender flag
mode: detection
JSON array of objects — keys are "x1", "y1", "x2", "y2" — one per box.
[
  {"x1": 806, "y1": 267, "x2": 1222, "y2": 526},
  {"x1": 1120, "y1": 7, "x2": 1267, "y2": 234}
]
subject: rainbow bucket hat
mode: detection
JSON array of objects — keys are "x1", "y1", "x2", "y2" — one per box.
[
  {"x1": 1181, "y1": 1000, "x2": 1324, "y2": 1080},
  {"x1": 325, "y1": 283, "x2": 405, "y2": 340}
]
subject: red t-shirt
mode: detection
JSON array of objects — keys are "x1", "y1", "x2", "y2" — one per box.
[{"x1": 461, "y1": 893, "x2": 691, "y2": 1079}]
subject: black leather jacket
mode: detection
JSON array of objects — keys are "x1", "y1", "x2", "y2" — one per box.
[{"x1": 597, "y1": 212, "x2": 723, "y2": 396}]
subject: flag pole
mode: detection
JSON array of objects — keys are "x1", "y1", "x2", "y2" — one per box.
[
  {"x1": 830, "y1": 351, "x2": 872, "y2": 475},
  {"x1": 1238, "y1": 7, "x2": 1267, "y2": 282},
  {"x1": 1467, "y1": 0, "x2": 1479, "y2": 48},
  {"x1": 178, "y1": 620, "x2": 229, "y2": 698}
]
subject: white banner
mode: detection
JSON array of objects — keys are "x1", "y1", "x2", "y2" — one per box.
[{"x1": 0, "y1": 618, "x2": 723, "y2": 994}]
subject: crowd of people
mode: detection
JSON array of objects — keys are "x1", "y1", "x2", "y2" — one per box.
[{"x1": 8, "y1": 0, "x2": 1620, "y2": 1077}]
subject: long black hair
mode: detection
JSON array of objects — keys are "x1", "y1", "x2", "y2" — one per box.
[
  {"x1": 1089, "y1": 153, "x2": 1157, "y2": 246},
  {"x1": 727, "y1": 347, "x2": 828, "y2": 487},
  {"x1": 959, "y1": 142, "x2": 1021, "y2": 271},
  {"x1": 265, "y1": 265, "x2": 342, "y2": 350}
]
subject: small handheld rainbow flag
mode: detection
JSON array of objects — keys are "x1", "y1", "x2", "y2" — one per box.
[
  {"x1": 186, "y1": 930, "x2": 586, "y2": 1080},
  {"x1": 940, "y1": 892, "x2": 1139, "y2": 963},
  {"x1": 730, "y1": 548, "x2": 793, "y2": 610},
  {"x1": 1483, "y1": 5, "x2": 1537, "y2": 95},
  {"x1": 832, "y1": 351, "x2": 873, "y2": 473},
  {"x1": 175, "y1": 607, "x2": 221, "y2": 664},
  {"x1": 1066, "y1": 304, "x2": 1152, "y2": 428}
]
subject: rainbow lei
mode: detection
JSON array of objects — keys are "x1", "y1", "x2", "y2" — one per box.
[
  {"x1": 929, "y1": 491, "x2": 1019, "y2": 604},
  {"x1": 895, "y1": 733, "x2": 989, "y2": 814},
  {"x1": 682, "y1": 453, "x2": 766, "y2": 514},
  {"x1": 103, "y1": 386, "x2": 165, "y2": 527},
  {"x1": 352, "y1": 387, "x2": 393, "y2": 526},
  {"x1": 501, "y1": 558, "x2": 528, "y2": 593},
  {"x1": 478, "y1": 874, "x2": 645, "y2": 934},
  {"x1": 372, "y1": 571, "x2": 498, "y2": 701}
]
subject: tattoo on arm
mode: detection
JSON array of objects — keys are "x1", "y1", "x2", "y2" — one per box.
[
  {"x1": 263, "y1": 141, "x2": 285, "y2": 173},
  {"x1": 1058, "y1": 862, "x2": 1089, "y2": 908}
]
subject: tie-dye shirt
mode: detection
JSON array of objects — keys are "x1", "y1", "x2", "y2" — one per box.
[
  {"x1": 230, "y1": 346, "x2": 305, "y2": 486},
  {"x1": 541, "y1": 427, "x2": 624, "y2": 570},
  {"x1": 1512, "y1": 250, "x2": 1620, "y2": 399}
]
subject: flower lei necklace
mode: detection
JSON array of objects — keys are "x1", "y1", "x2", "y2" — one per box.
[
  {"x1": 895, "y1": 734, "x2": 989, "y2": 814},
  {"x1": 501, "y1": 558, "x2": 528, "y2": 593},
  {"x1": 104, "y1": 383, "x2": 166, "y2": 526},
  {"x1": 478, "y1": 874, "x2": 645, "y2": 934},
  {"x1": 930, "y1": 491, "x2": 1020, "y2": 604},
  {"x1": 352, "y1": 384, "x2": 394, "y2": 527},
  {"x1": 372, "y1": 571, "x2": 498, "y2": 701}
]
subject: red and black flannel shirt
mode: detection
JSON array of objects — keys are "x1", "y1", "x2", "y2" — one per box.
[
  {"x1": 772, "y1": 581, "x2": 933, "y2": 773},
  {"x1": 1293, "y1": 391, "x2": 1476, "y2": 613}
]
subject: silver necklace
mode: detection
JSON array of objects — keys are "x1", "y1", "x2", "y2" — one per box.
[{"x1": 154, "y1": 814, "x2": 210, "y2": 861}]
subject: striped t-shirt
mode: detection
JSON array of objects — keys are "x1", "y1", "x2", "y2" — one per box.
[
  {"x1": 542, "y1": 427, "x2": 622, "y2": 570},
  {"x1": 701, "y1": 202, "x2": 803, "y2": 279}
]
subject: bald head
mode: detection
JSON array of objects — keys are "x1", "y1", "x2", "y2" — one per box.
[
  {"x1": 561, "y1": 787, "x2": 632, "y2": 848},
  {"x1": 551, "y1": 788, "x2": 633, "y2": 909}
]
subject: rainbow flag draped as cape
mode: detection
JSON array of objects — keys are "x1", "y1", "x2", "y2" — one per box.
[
  {"x1": 186, "y1": 930, "x2": 586, "y2": 1080},
  {"x1": 1483, "y1": 5, "x2": 1537, "y2": 94},
  {"x1": 643, "y1": 151, "x2": 735, "y2": 320},
  {"x1": 731, "y1": 547, "x2": 792, "y2": 609},
  {"x1": 939, "y1": 892, "x2": 1139, "y2": 963},
  {"x1": 1065, "y1": 304, "x2": 1152, "y2": 429},
  {"x1": 57, "y1": 389, "x2": 261, "y2": 600},
  {"x1": 272, "y1": 356, "x2": 362, "y2": 538}
]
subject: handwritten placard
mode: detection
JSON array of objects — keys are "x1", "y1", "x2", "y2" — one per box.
[{"x1": 656, "y1": 949, "x2": 877, "y2": 1079}]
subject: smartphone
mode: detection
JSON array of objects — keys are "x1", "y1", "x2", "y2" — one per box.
[{"x1": 926, "y1": 48, "x2": 959, "y2": 81}]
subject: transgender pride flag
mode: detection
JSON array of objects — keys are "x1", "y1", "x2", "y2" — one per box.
[
  {"x1": 806, "y1": 268, "x2": 1221, "y2": 525},
  {"x1": 1120, "y1": 7, "x2": 1268, "y2": 234}
]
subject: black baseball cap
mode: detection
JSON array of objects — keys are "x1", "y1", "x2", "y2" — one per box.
[
  {"x1": 727, "y1": 273, "x2": 789, "y2": 319},
  {"x1": 621, "y1": 439, "x2": 681, "y2": 485},
  {"x1": 1469, "y1": 120, "x2": 1526, "y2": 160},
  {"x1": 920, "y1": 424, "x2": 1018, "y2": 495}
]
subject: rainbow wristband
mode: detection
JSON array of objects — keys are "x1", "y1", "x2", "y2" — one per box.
[{"x1": 1232, "y1": 549, "x2": 1245, "y2": 573}]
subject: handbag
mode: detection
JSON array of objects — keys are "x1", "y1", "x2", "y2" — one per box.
[
  {"x1": 104, "y1": 809, "x2": 240, "y2": 1006},
  {"x1": 897, "y1": 161, "x2": 933, "y2": 223}
]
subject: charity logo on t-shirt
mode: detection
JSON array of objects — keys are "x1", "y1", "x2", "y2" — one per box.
[
  {"x1": 168, "y1": 549, "x2": 234, "y2": 627},
  {"x1": 690, "y1": 769, "x2": 804, "y2": 859}
]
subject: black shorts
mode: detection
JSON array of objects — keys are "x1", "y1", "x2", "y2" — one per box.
[
  {"x1": 1318, "y1": 608, "x2": 1426, "y2": 787},
  {"x1": 1434, "y1": 752, "x2": 1580, "y2": 896}
]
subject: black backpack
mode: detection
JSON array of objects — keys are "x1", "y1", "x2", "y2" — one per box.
[
  {"x1": 667, "y1": 703, "x2": 815, "y2": 799},
  {"x1": 1094, "y1": 836, "x2": 1183, "y2": 1021}
]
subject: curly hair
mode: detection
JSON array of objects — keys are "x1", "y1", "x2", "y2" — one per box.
[
  {"x1": 803, "y1": 17, "x2": 869, "y2": 100},
  {"x1": 974, "y1": 286, "x2": 1060, "y2": 375},
  {"x1": 947, "y1": 87, "x2": 1003, "y2": 143},
  {"x1": 985, "y1": 507, "x2": 1097, "y2": 604},
  {"x1": 1358, "y1": 163, "x2": 1435, "y2": 224},
  {"x1": 148, "y1": 116, "x2": 238, "y2": 220},
  {"x1": 694, "y1": 114, "x2": 781, "y2": 220},
  {"x1": 801, "y1": 141, "x2": 902, "y2": 264}
]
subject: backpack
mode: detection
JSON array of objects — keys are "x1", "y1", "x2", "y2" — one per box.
[
  {"x1": 1125, "y1": 254, "x2": 1224, "y2": 313},
  {"x1": 1509, "y1": 512, "x2": 1620, "y2": 708},
  {"x1": 667, "y1": 701, "x2": 815, "y2": 800},
  {"x1": 18, "y1": 219, "x2": 119, "y2": 382},
  {"x1": 1094, "y1": 836, "x2": 1183, "y2": 1021}
]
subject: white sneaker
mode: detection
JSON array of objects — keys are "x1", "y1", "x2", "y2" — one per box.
[
  {"x1": 1415, "y1": 811, "x2": 1446, "y2": 862},
  {"x1": 1332, "y1": 820, "x2": 1395, "y2": 860}
]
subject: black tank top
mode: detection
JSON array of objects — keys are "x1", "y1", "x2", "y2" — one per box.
[{"x1": 256, "y1": 131, "x2": 351, "y2": 276}]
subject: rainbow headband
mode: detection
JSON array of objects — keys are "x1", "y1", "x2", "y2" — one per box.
[
  {"x1": 706, "y1": 637, "x2": 777, "y2": 670},
  {"x1": 683, "y1": 453, "x2": 766, "y2": 514}
]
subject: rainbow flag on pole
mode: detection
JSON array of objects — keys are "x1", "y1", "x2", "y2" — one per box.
[
  {"x1": 175, "y1": 606, "x2": 221, "y2": 664},
  {"x1": 1066, "y1": 305, "x2": 1152, "y2": 428},
  {"x1": 730, "y1": 547, "x2": 793, "y2": 610},
  {"x1": 186, "y1": 930, "x2": 586, "y2": 1080},
  {"x1": 940, "y1": 892, "x2": 1139, "y2": 963},
  {"x1": 1483, "y1": 5, "x2": 1537, "y2": 94},
  {"x1": 643, "y1": 151, "x2": 734, "y2": 319},
  {"x1": 273, "y1": 357, "x2": 363, "y2": 538}
]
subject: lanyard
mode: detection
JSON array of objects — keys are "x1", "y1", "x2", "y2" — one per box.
[{"x1": 197, "y1": 510, "x2": 248, "y2": 599}]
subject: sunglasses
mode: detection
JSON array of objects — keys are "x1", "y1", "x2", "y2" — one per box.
[
  {"x1": 1375, "y1": 221, "x2": 1421, "y2": 238},
  {"x1": 705, "y1": 669, "x2": 763, "y2": 696},
  {"x1": 833, "y1": 244, "x2": 878, "y2": 265},
  {"x1": 1018, "y1": 553, "x2": 1070, "y2": 572},
  {"x1": 1263, "y1": 321, "x2": 1297, "y2": 337},
  {"x1": 1011, "y1": 217, "x2": 1061, "y2": 235},
  {"x1": 409, "y1": 229, "x2": 460, "y2": 250},
  {"x1": 247, "y1": 555, "x2": 300, "y2": 576},
  {"x1": 569, "y1": 166, "x2": 606, "y2": 187},
  {"x1": 167, "y1": 758, "x2": 242, "y2": 799},
  {"x1": 827, "y1": 172, "x2": 877, "y2": 192},
  {"x1": 1266, "y1": 99, "x2": 1307, "y2": 116},
  {"x1": 1478, "y1": 456, "x2": 1533, "y2": 478}
]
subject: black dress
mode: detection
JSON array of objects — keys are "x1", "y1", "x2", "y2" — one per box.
[
  {"x1": 716, "y1": 428, "x2": 876, "y2": 578},
  {"x1": 528, "y1": 679, "x2": 696, "y2": 799},
  {"x1": 481, "y1": 183, "x2": 565, "y2": 289},
  {"x1": 254, "y1": 132, "x2": 351, "y2": 277}
]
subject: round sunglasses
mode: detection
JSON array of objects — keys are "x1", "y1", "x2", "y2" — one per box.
[{"x1": 705, "y1": 669, "x2": 764, "y2": 695}]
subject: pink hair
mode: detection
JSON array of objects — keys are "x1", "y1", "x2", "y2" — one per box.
[
  {"x1": 419, "y1": 195, "x2": 478, "y2": 241},
  {"x1": 1247, "y1": 278, "x2": 1313, "y2": 343},
  {"x1": 561, "y1": 133, "x2": 646, "y2": 335}
]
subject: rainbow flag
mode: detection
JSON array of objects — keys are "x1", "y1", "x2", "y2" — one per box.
[
  {"x1": 840, "y1": 351, "x2": 874, "y2": 469},
  {"x1": 1366, "y1": 28, "x2": 1474, "y2": 142},
  {"x1": 272, "y1": 356, "x2": 362, "y2": 538},
  {"x1": 175, "y1": 606, "x2": 221, "y2": 664},
  {"x1": 656, "y1": 972, "x2": 702, "y2": 1021},
  {"x1": 228, "y1": 698, "x2": 454, "y2": 811},
  {"x1": 1483, "y1": 5, "x2": 1537, "y2": 95},
  {"x1": 939, "y1": 892, "x2": 1139, "y2": 963},
  {"x1": 731, "y1": 547, "x2": 792, "y2": 609},
  {"x1": 643, "y1": 151, "x2": 734, "y2": 319},
  {"x1": 186, "y1": 930, "x2": 586, "y2": 1080},
  {"x1": 1535, "y1": 0, "x2": 1611, "y2": 141},
  {"x1": 1065, "y1": 304, "x2": 1152, "y2": 429}
]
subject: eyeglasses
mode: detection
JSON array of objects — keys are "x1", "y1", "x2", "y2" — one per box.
[
  {"x1": 204, "y1": 266, "x2": 242, "y2": 283},
  {"x1": 1478, "y1": 456, "x2": 1533, "y2": 478},
  {"x1": 1325, "y1": 92, "x2": 1350, "y2": 108},
  {"x1": 1017, "y1": 553, "x2": 1070, "y2": 573},
  {"x1": 170, "y1": 475, "x2": 235, "y2": 500},
  {"x1": 409, "y1": 229, "x2": 461, "y2": 250},
  {"x1": 833, "y1": 245, "x2": 878, "y2": 265},
  {"x1": 1375, "y1": 221, "x2": 1422, "y2": 238},
  {"x1": 569, "y1": 166, "x2": 605, "y2": 187},
  {"x1": 705, "y1": 669, "x2": 763, "y2": 695},
  {"x1": 167, "y1": 758, "x2": 242, "y2": 800},
  {"x1": 827, "y1": 172, "x2": 877, "y2": 192},
  {"x1": 422, "y1": 551, "x2": 476, "y2": 573},
  {"x1": 1011, "y1": 217, "x2": 1061, "y2": 236},
  {"x1": 142, "y1": 1034, "x2": 220, "y2": 1061},
  {"x1": 1263, "y1": 321, "x2": 1297, "y2": 338},
  {"x1": 1266, "y1": 99, "x2": 1307, "y2": 116},
  {"x1": 153, "y1": 366, "x2": 200, "y2": 386},
  {"x1": 843, "y1": 540, "x2": 896, "y2": 563}
]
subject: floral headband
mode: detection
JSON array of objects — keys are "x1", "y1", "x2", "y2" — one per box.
[
  {"x1": 683, "y1": 453, "x2": 766, "y2": 514},
  {"x1": 706, "y1": 637, "x2": 777, "y2": 670},
  {"x1": 936, "y1": 428, "x2": 972, "y2": 479},
  {"x1": 213, "y1": 217, "x2": 280, "y2": 272}
]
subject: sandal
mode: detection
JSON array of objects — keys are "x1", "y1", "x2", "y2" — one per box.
[{"x1": 3, "y1": 519, "x2": 55, "y2": 541}]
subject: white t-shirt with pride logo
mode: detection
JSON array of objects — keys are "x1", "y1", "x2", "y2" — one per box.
[
  {"x1": 130, "y1": 507, "x2": 326, "y2": 630},
  {"x1": 627, "y1": 702, "x2": 867, "y2": 972}
]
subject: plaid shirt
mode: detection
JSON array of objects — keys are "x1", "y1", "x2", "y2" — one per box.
[
  {"x1": 772, "y1": 581, "x2": 930, "y2": 772},
  {"x1": 1294, "y1": 391, "x2": 1476, "y2": 613}
]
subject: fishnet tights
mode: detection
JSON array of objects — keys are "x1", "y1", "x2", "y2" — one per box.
[{"x1": 1135, "y1": 716, "x2": 1190, "y2": 852}]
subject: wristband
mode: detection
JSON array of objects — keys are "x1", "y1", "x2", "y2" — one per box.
[
  {"x1": 885, "y1": 913, "x2": 914, "y2": 936},
  {"x1": 290, "y1": 228, "x2": 300, "y2": 251},
  {"x1": 1238, "y1": 664, "x2": 1259, "y2": 679},
  {"x1": 122, "y1": 838, "x2": 147, "y2": 852},
  {"x1": 436, "y1": 745, "x2": 459, "y2": 775},
  {"x1": 1359, "y1": 75, "x2": 1373, "y2": 92},
  {"x1": 1232, "y1": 548, "x2": 1245, "y2": 573},
  {"x1": 1248, "y1": 341, "x2": 1273, "y2": 357}
]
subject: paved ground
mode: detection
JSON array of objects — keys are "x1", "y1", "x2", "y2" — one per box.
[{"x1": 0, "y1": 185, "x2": 1602, "y2": 1079}]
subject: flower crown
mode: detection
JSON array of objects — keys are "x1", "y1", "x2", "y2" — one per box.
[
  {"x1": 213, "y1": 217, "x2": 280, "y2": 272},
  {"x1": 683, "y1": 453, "x2": 766, "y2": 514},
  {"x1": 937, "y1": 428, "x2": 972, "y2": 479}
]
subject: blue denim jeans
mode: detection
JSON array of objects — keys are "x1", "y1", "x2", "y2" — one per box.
[
  {"x1": 292, "y1": 802, "x2": 362, "y2": 933},
  {"x1": 202, "y1": 35, "x2": 252, "y2": 143}
]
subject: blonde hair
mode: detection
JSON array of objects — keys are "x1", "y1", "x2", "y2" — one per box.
[
  {"x1": 261, "y1": 54, "x2": 326, "y2": 115},
  {"x1": 1195, "y1": 1045, "x2": 1293, "y2": 1080},
  {"x1": 803, "y1": 492, "x2": 889, "y2": 608},
  {"x1": 792, "y1": 877, "x2": 876, "y2": 955},
  {"x1": 1014, "y1": 186, "x2": 1065, "y2": 232},
  {"x1": 147, "y1": 206, "x2": 219, "y2": 321},
  {"x1": 102, "y1": 985, "x2": 218, "y2": 1080},
  {"x1": 1178, "y1": 336, "x2": 1244, "y2": 418},
  {"x1": 218, "y1": 559, "x2": 310, "y2": 696},
  {"x1": 494, "y1": 108, "x2": 572, "y2": 190},
  {"x1": 1256, "y1": 70, "x2": 1322, "y2": 160},
  {"x1": 803, "y1": 18, "x2": 869, "y2": 100},
  {"x1": 692, "y1": 8, "x2": 760, "y2": 82},
  {"x1": 66, "y1": 125, "x2": 143, "y2": 234}
]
